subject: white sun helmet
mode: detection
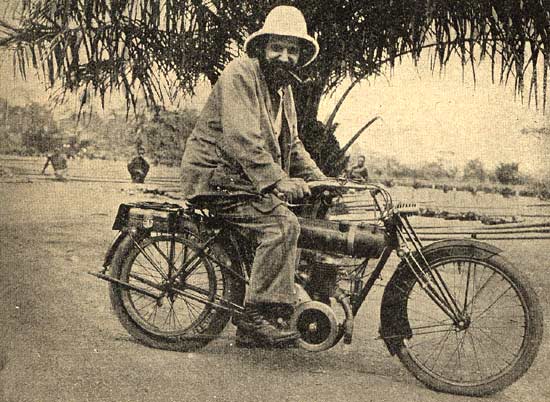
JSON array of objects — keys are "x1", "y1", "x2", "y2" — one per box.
[{"x1": 244, "y1": 6, "x2": 319, "y2": 68}]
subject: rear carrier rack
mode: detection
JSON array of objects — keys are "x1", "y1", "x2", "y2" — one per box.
[{"x1": 112, "y1": 201, "x2": 186, "y2": 233}]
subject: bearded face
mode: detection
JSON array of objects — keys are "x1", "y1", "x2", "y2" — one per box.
[
  {"x1": 261, "y1": 36, "x2": 301, "y2": 89},
  {"x1": 261, "y1": 58, "x2": 299, "y2": 89}
]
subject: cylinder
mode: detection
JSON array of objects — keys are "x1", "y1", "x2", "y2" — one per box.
[{"x1": 297, "y1": 218, "x2": 386, "y2": 258}]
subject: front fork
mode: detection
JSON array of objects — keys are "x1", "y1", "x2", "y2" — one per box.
[{"x1": 394, "y1": 215, "x2": 468, "y2": 325}]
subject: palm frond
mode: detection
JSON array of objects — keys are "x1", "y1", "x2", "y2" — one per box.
[{"x1": 0, "y1": 0, "x2": 548, "y2": 114}]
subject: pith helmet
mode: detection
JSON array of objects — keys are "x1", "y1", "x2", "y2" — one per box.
[{"x1": 244, "y1": 6, "x2": 319, "y2": 67}]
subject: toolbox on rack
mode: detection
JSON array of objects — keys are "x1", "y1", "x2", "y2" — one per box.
[{"x1": 112, "y1": 202, "x2": 185, "y2": 233}]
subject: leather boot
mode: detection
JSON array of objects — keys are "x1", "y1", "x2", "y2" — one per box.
[{"x1": 236, "y1": 304, "x2": 299, "y2": 346}]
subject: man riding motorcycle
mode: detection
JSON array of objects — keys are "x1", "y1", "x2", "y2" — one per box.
[{"x1": 180, "y1": 6, "x2": 326, "y2": 346}]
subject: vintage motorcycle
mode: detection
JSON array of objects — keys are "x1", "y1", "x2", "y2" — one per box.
[{"x1": 91, "y1": 180, "x2": 543, "y2": 396}]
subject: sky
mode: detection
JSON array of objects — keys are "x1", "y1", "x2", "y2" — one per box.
[
  {"x1": 1, "y1": 54, "x2": 549, "y2": 178},
  {"x1": 318, "y1": 59, "x2": 550, "y2": 177}
]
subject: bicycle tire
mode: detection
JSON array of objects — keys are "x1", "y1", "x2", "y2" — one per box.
[
  {"x1": 391, "y1": 249, "x2": 543, "y2": 396},
  {"x1": 109, "y1": 233, "x2": 238, "y2": 351}
]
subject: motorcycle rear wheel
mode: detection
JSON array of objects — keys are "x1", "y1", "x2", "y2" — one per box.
[
  {"x1": 394, "y1": 252, "x2": 543, "y2": 396},
  {"x1": 109, "y1": 233, "x2": 236, "y2": 351}
]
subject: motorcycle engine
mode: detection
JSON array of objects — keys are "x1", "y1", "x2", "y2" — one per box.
[
  {"x1": 297, "y1": 249, "x2": 348, "y2": 303},
  {"x1": 292, "y1": 249, "x2": 359, "y2": 351}
]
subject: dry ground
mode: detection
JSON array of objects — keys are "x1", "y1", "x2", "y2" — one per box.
[{"x1": 0, "y1": 157, "x2": 549, "y2": 402}]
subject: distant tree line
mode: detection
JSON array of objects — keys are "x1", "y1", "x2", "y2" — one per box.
[
  {"x1": 0, "y1": 98, "x2": 198, "y2": 163},
  {"x1": 462, "y1": 159, "x2": 524, "y2": 186},
  {"x1": 0, "y1": 98, "x2": 60, "y2": 154},
  {"x1": 363, "y1": 155, "x2": 528, "y2": 186},
  {"x1": 0, "y1": 98, "x2": 538, "y2": 189}
]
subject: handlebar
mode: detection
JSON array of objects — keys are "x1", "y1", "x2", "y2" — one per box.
[
  {"x1": 278, "y1": 178, "x2": 393, "y2": 216},
  {"x1": 306, "y1": 179, "x2": 414, "y2": 219},
  {"x1": 307, "y1": 179, "x2": 370, "y2": 193}
]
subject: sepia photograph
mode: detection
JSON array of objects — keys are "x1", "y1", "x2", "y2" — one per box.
[{"x1": 0, "y1": 1, "x2": 549, "y2": 401}]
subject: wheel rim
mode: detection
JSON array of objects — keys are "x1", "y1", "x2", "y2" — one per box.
[
  {"x1": 120, "y1": 235, "x2": 224, "y2": 337},
  {"x1": 403, "y1": 258, "x2": 529, "y2": 387}
]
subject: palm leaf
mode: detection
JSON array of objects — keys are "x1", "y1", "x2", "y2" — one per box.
[{"x1": 0, "y1": 0, "x2": 549, "y2": 151}]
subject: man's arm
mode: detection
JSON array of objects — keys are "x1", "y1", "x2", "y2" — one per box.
[
  {"x1": 289, "y1": 137, "x2": 326, "y2": 181},
  {"x1": 127, "y1": 157, "x2": 137, "y2": 172},
  {"x1": 360, "y1": 166, "x2": 369, "y2": 181},
  {"x1": 142, "y1": 158, "x2": 150, "y2": 176}
]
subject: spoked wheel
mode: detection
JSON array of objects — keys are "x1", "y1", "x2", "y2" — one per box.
[
  {"x1": 109, "y1": 233, "x2": 238, "y2": 351},
  {"x1": 391, "y1": 251, "x2": 543, "y2": 396}
]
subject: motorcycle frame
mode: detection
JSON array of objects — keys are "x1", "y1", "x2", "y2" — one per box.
[{"x1": 95, "y1": 182, "x2": 467, "y2": 337}]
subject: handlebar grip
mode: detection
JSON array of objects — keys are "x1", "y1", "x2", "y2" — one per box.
[
  {"x1": 308, "y1": 179, "x2": 370, "y2": 192},
  {"x1": 306, "y1": 179, "x2": 337, "y2": 189}
]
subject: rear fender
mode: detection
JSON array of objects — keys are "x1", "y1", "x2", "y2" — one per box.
[
  {"x1": 102, "y1": 230, "x2": 149, "y2": 268},
  {"x1": 103, "y1": 232, "x2": 130, "y2": 268},
  {"x1": 379, "y1": 239, "x2": 503, "y2": 355}
]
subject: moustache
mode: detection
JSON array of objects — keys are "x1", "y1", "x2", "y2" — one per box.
[{"x1": 263, "y1": 60, "x2": 311, "y2": 85}]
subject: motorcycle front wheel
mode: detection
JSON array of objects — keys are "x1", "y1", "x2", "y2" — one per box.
[
  {"x1": 109, "y1": 233, "x2": 238, "y2": 351},
  {"x1": 390, "y1": 250, "x2": 543, "y2": 396}
]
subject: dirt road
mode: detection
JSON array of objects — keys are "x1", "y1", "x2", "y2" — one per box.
[{"x1": 1, "y1": 175, "x2": 549, "y2": 402}]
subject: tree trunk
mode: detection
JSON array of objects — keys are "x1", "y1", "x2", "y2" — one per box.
[
  {"x1": 293, "y1": 77, "x2": 349, "y2": 175},
  {"x1": 294, "y1": 79, "x2": 325, "y2": 134}
]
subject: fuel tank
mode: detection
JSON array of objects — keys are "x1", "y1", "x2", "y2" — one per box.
[{"x1": 297, "y1": 218, "x2": 386, "y2": 258}]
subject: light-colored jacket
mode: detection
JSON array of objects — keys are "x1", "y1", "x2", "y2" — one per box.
[{"x1": 180, "y1": 56, "x2": 324, "y2": 200}]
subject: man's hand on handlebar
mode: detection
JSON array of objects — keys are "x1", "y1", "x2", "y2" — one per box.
[{"x1": 273, "y1": 178, "x2": 311, "y2": 203}]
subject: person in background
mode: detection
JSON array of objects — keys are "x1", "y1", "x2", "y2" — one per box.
[
  {"x1": 127, "y1": 146, "x2": 150, "y2": 183},
  {"x1": 180, "y1": 5, "x2": 326, "y2": 347},
  {"x1": 41, "y1": 148, "x2": 68, "y2": 181},
  {"x1": 347, "y1": 155, "x2": 369, "y2": 183}
]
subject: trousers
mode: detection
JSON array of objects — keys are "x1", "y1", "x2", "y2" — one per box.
[{"x1": 209, "y1": 193, "x2": 299, "y2": 305}]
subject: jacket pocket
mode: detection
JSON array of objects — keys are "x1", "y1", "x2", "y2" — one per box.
[{"x1": 209, "y1": 166, "x2": 256, "y2": 193}]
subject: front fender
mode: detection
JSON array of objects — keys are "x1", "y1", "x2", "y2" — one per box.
[
  {"x1": 415, "y1": 238, "x2": 502, "y2": 262},
  {"x1": 379, "y1": 239, "x2": 503, "y2": 355}
]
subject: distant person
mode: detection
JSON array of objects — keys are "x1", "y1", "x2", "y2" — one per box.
[
  {"x1": 347, "y1": 155, "x2": 369, "y2": 183},
  {"x1": 41, "y1": 148, "x2": 68, "y2": 181},
  {"x1": 127, "y1": 146, "x2": 150, "y2": 183}
]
